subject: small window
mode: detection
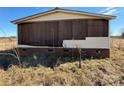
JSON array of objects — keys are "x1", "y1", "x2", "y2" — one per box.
[
  {"x1": 96, "y1": 50, "x2": 101, "y2": 54},
  {"x1": 22, "y1": 49, "x2": 27, "y2": 51},
  {"x1": 64, "y1": 49, "x2": 69, "y2": 52},
  {"x1": 48, "y1": 49, "x2": 54, "y2": 52}
]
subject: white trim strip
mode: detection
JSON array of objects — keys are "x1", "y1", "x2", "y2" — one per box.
[{"x1": 17, "y1": 45, "x2": 63, "y2": 48}]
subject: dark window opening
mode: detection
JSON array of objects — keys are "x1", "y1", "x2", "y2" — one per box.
[
  {"x1": 48, "y1": 49, "x2": 54, "y2": 52},
  {"x1": 64, "y1": 49, "x2": 69, "y2": 52},
  {"x1": 96, "y1": 50, "x2": 101, "y2": 54},
  {"x1": 22, "y1": 49, "x2": 27, "y2": 51}
]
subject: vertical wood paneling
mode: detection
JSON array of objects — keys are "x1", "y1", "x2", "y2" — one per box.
[
  {"x1": 18, "y1": 19, "x2": 108, "y2": 46},
  {"x1": 39, "y1": 22, "x2": 46, "y2": 45},
  {"x1": 27, "y1": 23, "x2": 32, "y2": 45},
  {"x1": 18, "y1": 24, "x2": 22, "y2": 44},
  {"x1": 58, "y1": 20, "x2": 72, "y2": 46},
  {"x1": 36, "y1": 23, "x2": 41, "y2": 45},
  {"x1": 45, "y1": 21, "x2": 58, "y2": 46},
  {"x1": 72, "y1": 19, "x2": 87, "y2": 39},
  {"x1": 21, "y1": 23, "x2": 27, "y2": 44},
  {"x1": 103, "y1": 20, "x2": 108, "y2": 36},
  {"x1": 87, "y1": 19, "x2": 108, "y2": 37}
]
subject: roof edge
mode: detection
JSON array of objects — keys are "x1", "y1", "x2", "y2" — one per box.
[{"x1": 11, "y1": 8, "x2": 116, "y2": 24}]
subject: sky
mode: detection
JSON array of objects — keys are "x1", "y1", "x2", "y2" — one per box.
[{"x1": 0, "y1": 7, "x2": 124, "y2": 37}]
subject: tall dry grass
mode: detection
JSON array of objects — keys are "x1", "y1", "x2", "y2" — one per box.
[
  {"x1": 0, "y1": 37, "x2": 16, "y2": 51},
  {"x1": 0, "y1": 38, "x2": 123, "y2": 86}
]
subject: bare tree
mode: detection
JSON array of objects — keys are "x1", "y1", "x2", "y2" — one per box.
[
  {"x1": 63, "y1": 40, "x2": 82, "y2": 68},
  {"x1": 77, "y1": 48, "x2": 82, "y2": 68},
  {"x1": 117, "y1": 31, "x2": 124, "y2": 50},
  {"x1": 73, "y1": 40, "x2": 82, "y2": 68},
  {"x1": 121, "y1": 31, "x2": 124, "y2": 38}
]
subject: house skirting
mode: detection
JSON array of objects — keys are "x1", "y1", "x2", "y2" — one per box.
[{"x1": 17, "y1": 47, "x2": 109, "y2": 58}]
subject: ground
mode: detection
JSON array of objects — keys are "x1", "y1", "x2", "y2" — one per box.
[{"x1": 0, "y1": 37, "x2": 123, "y2": 86}]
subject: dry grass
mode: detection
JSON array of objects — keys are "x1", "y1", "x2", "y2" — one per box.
[
  {"x1": 0, "y1": 37, "x2": 16, "y2": 51},
  {"x1": 0, "y1": 38, "x2": 124, "y2": 86}
]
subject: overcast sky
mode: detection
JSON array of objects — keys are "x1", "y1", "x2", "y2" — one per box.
[{"x1": 0, "y1": 7, "x2": 124, "y2": 37}]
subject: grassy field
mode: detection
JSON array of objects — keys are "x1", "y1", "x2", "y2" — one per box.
[
  {"x1": 0, "y1": 37, "x2": 124, "y2": 86},
  {"x1": 0, "y1": 37, "x2": 16, "y2": 51}
]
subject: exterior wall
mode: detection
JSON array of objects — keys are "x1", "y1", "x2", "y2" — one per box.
[
  {"x1": 17, "y1": 48, "x2": 109, "y2": 58},
  {"x1": 17, "y1": 18, "x2": 109, "y2": 58},
  {"x1": 87, "y1": 20, "x2": 108, "y2": 37},
  {"x1": 18, "y1": 19, "x2": 108, "y2": 46},
  {"x1": 25, "y1": 12, "x2": 100, "y2": 22}
]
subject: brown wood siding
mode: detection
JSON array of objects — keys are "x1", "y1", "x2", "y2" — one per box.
[
  {"x1": 72, "y1": 19, "x2": 87, "y2": 39},
  {"x1": 28, "y1": 23, "x2": 33, "y2": 45},
  {"x1": 103, "y1": 20, "x2": 108, "y2": 36},
  {"x1": 87, "y1": 19, "x2": 108, "y2": 37},
  {"x1": 58, "y1": 20, "x2": 72, "y2": 46},
  {"x1": 18, "y1": 19, "x2": 108, "y2": 46},
  {"x1": 45, "y1": 21, "x2": 58, "y2": 46},
  {"x1": 18, "y1": 23, "x2": 29, "y2": 44},
  {"x1": 18, "y1": 24, "x2": 21, "y2": 44}
]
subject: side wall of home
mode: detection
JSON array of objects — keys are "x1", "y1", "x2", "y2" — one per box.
[
  {"x1": 18, "y1": 19, "x2": 108, "y2": 47},
  {"x1": 17, "y1": 19, "x2": 109, "y2": 58}
]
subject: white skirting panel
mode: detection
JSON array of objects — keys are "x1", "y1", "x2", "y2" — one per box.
[{"x1": 63, "y1": 37, "x2": 109, "y2": 49}]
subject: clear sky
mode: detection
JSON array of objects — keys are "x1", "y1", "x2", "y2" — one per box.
[{"x1": 0, "y1": 7, "x2": 124, "y2": 37}]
